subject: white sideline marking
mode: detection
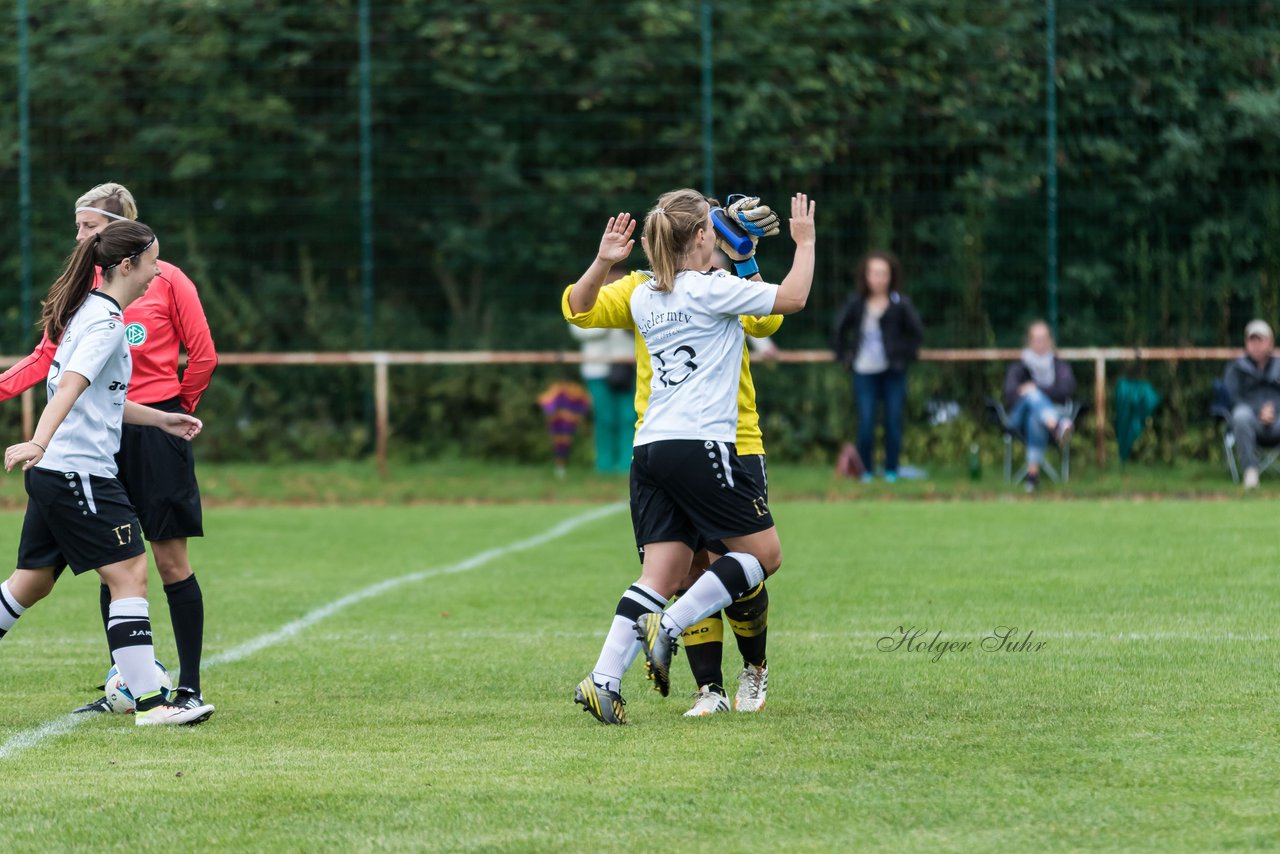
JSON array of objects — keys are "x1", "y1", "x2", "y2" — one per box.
[
  {"x1": 0, "y1": 502, "x2": 625, "y2": 761},
  {"x1": 0, "y1": 715, "x2": 83, "y2": 760}
]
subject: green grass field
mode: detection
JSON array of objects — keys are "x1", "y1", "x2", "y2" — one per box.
[{"x1": 0, "y1": 487, "x2": 1277, "y2": 850}]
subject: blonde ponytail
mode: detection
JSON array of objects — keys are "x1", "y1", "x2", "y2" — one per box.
[{"x1": 642, "y1": 188, "x2": 709, "y2": 293}]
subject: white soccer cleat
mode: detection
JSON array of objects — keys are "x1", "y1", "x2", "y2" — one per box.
[
  {"x1": 683, "y1": 686, "x2": 730, "y2": 717},
  {"x1": 135, "y1": 701, "x2": 215, "y2": 727},
  {"x1": 734, "y1": 664, "x2": 768, "y2": 712}
]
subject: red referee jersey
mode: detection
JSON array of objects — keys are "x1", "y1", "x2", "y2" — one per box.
[{"x1": 0, "y1": 259, "x2": 217, "y2": 413}]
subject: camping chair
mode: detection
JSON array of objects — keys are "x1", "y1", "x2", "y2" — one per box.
[
  {"x1": 986, "y1": 397, "x2": 1083, "y2": 485},
  {"x1": 1211, "y1": 378, "x2": 1280, "y2": 483}
]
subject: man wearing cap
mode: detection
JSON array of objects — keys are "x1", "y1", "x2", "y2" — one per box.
[{"x1": 1225, "y1": 319, "x2": 1280, "y2": 489}]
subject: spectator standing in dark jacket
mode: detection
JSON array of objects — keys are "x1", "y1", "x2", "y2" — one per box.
[
  {"x1": 1003, "y1": 321, "x2": 1076, "y2": 492},
  {"x1": 1224, "y1": 319, "x2": 1280, "y2": 489},
  {"x1": 832, "y1": 251, "x2": 924, "y2": 482}
]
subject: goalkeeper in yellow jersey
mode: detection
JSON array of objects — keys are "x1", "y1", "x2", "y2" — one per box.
[{"x1": 563, "y1": 195, "x2": 779, "y2": 719}]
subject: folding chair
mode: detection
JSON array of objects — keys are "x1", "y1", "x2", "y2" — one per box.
[
  {"x1": 986, "y1": 398, "x2": 1083, "y2": 485},
  {"x1": 1211, "y1": 378, "x2": 1280, "y2": 483}
]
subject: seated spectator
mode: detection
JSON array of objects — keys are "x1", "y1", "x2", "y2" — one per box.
[
  {"x1": 1003, "y1": 321, "x2": 1076, "y2": 492},
  {"x1": 1225, "y1": 319, "x2": 1280, "y2": 490}
]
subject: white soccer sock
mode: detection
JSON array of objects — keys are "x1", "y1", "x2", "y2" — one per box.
[
  {"x1": 661, "y1": 552, "x2": 766, "y2": 638},
  {"x1": 592, "y1": 582, "x2": 668, "y2": 693},
  {"x1": 661, "y1": 573, "x2": 731, "y2": 638},
  {"x1": 0, "y1": 581, "x2": 27, "y2": 636},
  {"x1": 106, "y1": 597, "x2": 161, "y2": 699}
]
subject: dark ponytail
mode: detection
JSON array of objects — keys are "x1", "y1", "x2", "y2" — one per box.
[{"x1": 41, "y1": 220, "x2": 155, "y2": 340}]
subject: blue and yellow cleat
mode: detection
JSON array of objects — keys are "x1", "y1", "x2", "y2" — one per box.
[
  {"x1": 633, "y1": 613, "x2": 678, "y2": 697},
  {"x1": 574, "y1": 677, "x2": 628, "y2": 725}
]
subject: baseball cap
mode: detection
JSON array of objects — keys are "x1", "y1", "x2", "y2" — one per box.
[{"x1": 1246, "y1": 319, "x2": 1274, "y2": 340}]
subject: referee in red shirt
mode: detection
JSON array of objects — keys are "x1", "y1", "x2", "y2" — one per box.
[{"x1": 0, "y1": 182, "x2": 217, "y2": 713}]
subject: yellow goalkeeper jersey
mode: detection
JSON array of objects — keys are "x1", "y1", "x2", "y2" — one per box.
[{"x1": 561, "y1": 271, "x2": 782, "y2": 456}]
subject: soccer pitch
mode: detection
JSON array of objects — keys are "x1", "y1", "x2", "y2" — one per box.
[{"x1": 0, "y1": 499, "x2": 1275, "y2": 850}]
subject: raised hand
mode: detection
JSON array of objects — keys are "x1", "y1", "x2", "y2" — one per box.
[
  {"x1": 789, "y1": 193, "x2": 816, "y2": 246},
  {"x1": 727, "y1": 195, "x2": 780, "y2": 239},
  {"x1": 596, "y1": 213, "x2": 636, "y2": 266},
  {"x1": 716, "y1": 195, "x2": 779, "y2": 263}
]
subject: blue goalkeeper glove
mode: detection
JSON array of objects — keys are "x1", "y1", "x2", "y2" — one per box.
[{"x1": 714, "y1": 195, "x2": 781, "y2": 278}]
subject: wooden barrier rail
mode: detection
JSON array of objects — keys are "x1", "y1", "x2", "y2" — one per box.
[{"x1": 1, "y1": 347, "x2": 1243, "y2": 474}]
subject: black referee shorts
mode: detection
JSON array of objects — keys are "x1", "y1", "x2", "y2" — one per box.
[
  {"x1": 115, "y1": 396, "x2": 204, "y2": 542},
  {"x1": 18, "y1": 467, "x2": 146, "y2": 575},
  {"x1": 630, "y1": 439, "x2": 774, "y2": 554}
]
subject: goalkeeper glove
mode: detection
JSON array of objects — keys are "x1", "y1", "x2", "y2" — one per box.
[{"x1": 715, "y1": 195, "x2": 781, "y2": 278}]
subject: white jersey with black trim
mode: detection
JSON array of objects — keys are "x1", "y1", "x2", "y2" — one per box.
[
  {"x1": 630, "y1": 268, "x2": 778, "y2": 446},
  {"x1": 37, "y1": 292, "x2": 132, "y2": 478}
]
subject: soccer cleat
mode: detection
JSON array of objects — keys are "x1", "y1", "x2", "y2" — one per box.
[
  {"x1": 634, "y1": 613, "x2": 678, "y2": 697},
  {"x1": 574, "y1": 677, "x2": 627, "y2": 725},
  {"x1": 734, "y1": 663, "x2": 768, "y2": 712},
  {"x1": 135, "y1": 700, "x2": 216, "y2": 727},
  {"x1": 171, "y1": 688, "x2": 216, "y2": 723},
  {"x1": 684, "y1": 686, "x2": 730, "y2": 717},
  {"x1": 72, "y1": 695, "x2": 112, "y2": 714}
]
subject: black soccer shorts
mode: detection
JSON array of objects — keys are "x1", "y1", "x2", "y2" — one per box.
[
  {"x1": 115, "y1": 397, "x2": 204, "y2": 541},
  {"x1": 18, "y1": 467, "x2": 146, "y2": 575},
  {"x1": 701, "y1": 453, "x2": 768, "y2": 556},
  {"x1": 630, "y1": 439, "x2": 774, "y2": 554}
]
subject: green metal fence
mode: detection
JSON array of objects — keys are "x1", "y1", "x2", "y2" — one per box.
[{"x1": 1, "y1": 0, "x2": 1277, "y2": 462}]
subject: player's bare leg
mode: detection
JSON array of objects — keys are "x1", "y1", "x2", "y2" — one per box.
[
  {"x1": 641, "y1": 529, "x2": 778, "y2": 702},
  {"x1": 578, "y1": 541, "x2": 691, "y2": 722},
  {"x1": 0, "y1": 567, "x2": 59, "y2": 642}
]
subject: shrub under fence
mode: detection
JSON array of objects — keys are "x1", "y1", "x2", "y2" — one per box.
[{"x1": 65, "y1": 351, "x2": 1235, "y2": 471}]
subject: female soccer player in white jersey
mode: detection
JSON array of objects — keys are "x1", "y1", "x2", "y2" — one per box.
[
  {"x1": 573, "y1": 189, "x2": 815, "y2": 723},
  {"x1": 0, "y1": 182, "x2": 217, "y2": 715},
  {"x1": 0, "y1": 220, "x2": 214, "y2": 726},
  {"x1": 563, "y1": 201, "x2": 780, "y2": 717}
]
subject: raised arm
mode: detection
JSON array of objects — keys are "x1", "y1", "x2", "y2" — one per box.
[
  {"x1": 562, "y1": 274, "x2": 640, "y2": 330},
  {"x1": 770, "y1": 194, "x2": 816, "y2": 316},
  {"x1": 567, "y1": 213, "x2": 635, "y2": 315}
]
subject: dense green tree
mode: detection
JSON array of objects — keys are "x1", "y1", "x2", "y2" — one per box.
[{"x1": 0, "y1": 0, "x2": 1276, "y2": 462}]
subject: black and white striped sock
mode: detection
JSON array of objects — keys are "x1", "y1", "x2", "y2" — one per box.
[
  {"x1": 106, "y1": 597, "x2": 162, "y2": 709},
  {"x1": 591, "y1": 583, "x2": 668, "y2": 693},
  {"x1": 0, "y1": 581, "x2": 26, "y2": 639},
  {"x1": 661, "y1": 552, "x2": 766, "y2": 639}
]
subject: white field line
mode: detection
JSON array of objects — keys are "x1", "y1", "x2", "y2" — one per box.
[{"x1": 0, "y1": 502, "x2": 626, "y2": 761}]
